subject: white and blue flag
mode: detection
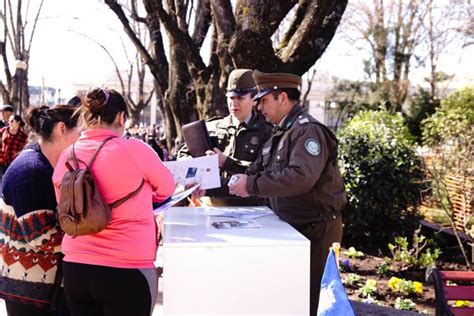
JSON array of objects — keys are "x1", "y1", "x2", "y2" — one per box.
[{"x1": 317, "y1": 248, "x2": 355, "y2": 316}]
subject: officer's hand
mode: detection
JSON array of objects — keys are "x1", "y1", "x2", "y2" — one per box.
[
  {"x1": 229, "y1": 174, "x2": 250, "y2": 197},
  {"x1": 210, "y1": 147, "x2": 227, "y2": 167},
  {"x1": 185, "y1": 181, "x2": 206, "y2": 198},
  {"x1": 192, "y1": 186, "x2": 206, "y2": 199}
]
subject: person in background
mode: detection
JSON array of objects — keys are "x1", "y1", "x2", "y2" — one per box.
[
  {"x1": 158, "y1": 139, "x2": 170, "y2": 161},
  {"x1": 229, "y1": 70, "x2": 347, "y2": 315},
  {"x1": 0, "y1": 104, "x2": 14, "y2": 128},
  {"x1": 0, "y1": 104, "x2": 80, "y2": 316},
  {"x1": 147, "y1": 134, "x2": 164, "y2": 160},
  {"x1": 66, "y1": 96, "x2": 81, "y2": 107},
  {"x1": 0, "y1": 115, "x2": 28, "y2": 172},
  {"x1": 180, "y1": 69, "x2": 272, "y2": 206},
  {"x1": 52, "y1": 88, "x2": 175, "y2": 316}
]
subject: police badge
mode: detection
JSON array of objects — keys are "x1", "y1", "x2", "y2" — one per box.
[{"x1": 305, "y1": 139, "x2": 320, "y2": 156}]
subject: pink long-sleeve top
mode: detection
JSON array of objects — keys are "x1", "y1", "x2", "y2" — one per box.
[{"x1": 52, "y1": 128, "x2": 175, "y2": 269}]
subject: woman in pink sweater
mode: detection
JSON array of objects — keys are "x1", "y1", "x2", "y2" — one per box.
[{"x1": 53, "y1": 88, "x2": 175, "y2": 316}]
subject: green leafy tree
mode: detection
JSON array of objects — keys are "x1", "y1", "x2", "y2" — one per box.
[
  {"x1": 404, "y1": 88, "x2": 440, "y2": 144},
  {"x1": 421, "y1": 87, "x2": 473, "y2": 268}
]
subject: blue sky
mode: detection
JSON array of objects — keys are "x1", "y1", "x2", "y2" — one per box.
[{"x1": 25, "y1": 0, "x2": 474, "y2": 98}]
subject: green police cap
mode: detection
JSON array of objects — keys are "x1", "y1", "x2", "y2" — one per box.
[
  {"x1": 226, "y1": 69, "x2": 257, "y2": 97},
  {"x1": 252, "y1": 70, "x2": 302, "y2": 101}
]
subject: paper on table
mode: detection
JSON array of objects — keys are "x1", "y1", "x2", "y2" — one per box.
[
  {"x1": 210, "y1": 219, "x2": 263, "y2": 229},
  {"x1": 164, "y1": 155, "x2": 220, "y2": 190},
  {"x1": 204, "y1": 207, "x2": 273, "y2": 220},
  {"x1": 153, "y1": 183, "x2": 199, "y2": 215}
]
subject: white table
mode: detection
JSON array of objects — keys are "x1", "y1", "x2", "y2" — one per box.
[{"x1": 163, "y1": 206, "x2": 310, "y2": 316}]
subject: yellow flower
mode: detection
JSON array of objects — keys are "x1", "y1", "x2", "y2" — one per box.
[
  {"x1": 413, "y1": 281, "x2": 423, "y2": 294},
  {"x1": 366, "y1": 279, "x2": 377, "y2": 288},
  {"x1": 388, "y1": 277, "x2": 401, "y2": 291},
  {"x1": 454, "y1": 300, "x2": 470, "y2": 307}
]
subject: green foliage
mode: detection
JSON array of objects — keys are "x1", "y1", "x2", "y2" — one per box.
[
  {"x1": 394, "y1": 297, "x2": 416, "y2": 311},
  {"x1": 404, "y1": 88, "x2": 440, "y2": 144},
  {"x1": 359, "y1": 279, "x2": 378, "y2": 298},
  {"x1": 338, "y1": 109, "x2": 426, "y2": 251},
  {"x1": 387, "y1": 229, "x2": 441, "y2": 269},
  {"x1": 343, "y1": 247, "x2": 364, "y2": 258},
  {"x1": 346, "y1": 273, "x2": 363, "y2": 286},
  {"x1": 422, "y1": 87, "x2": 474, "y2": 171},
  {"x1": 325, "y1": 79, "x2": 380, "y2": 130},
  {"x1": 377, "y1": 262, "x2": 390, "y2": 276}
]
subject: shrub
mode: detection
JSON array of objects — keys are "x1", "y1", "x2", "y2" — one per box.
[{"x1": 338, "y1": 109, "x2": 426, "y2": 251}]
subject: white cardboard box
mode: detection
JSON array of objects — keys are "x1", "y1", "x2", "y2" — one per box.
[{"x1": 163, "y1": 206, "x2": 310, "y2": 316}]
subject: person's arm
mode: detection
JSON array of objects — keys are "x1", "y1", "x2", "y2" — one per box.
[
  {"x1": 3, "y1": 171, "x2": 61, "y2": 249},
  {"x1": 221, "y1": 155, "x2": 252, "y2": 175},
  {"x1": 246, "y1": 125, "x2": 330, "y2": 198},
  {"x1": 131, "y1": 140, "x2": 176, "y2": 202}
]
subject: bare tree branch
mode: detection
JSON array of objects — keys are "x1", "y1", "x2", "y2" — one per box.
[
  {"x1": 26, "y1": 0, "x2": 44, "y2": 53},
  {"x1": 131, "y1": 0, "x2": 147, "y2": 23},
  {"x1": 151, "y1": 0, "x2": 206, "y2": 77},
  {"x1": 192, "y1": 0, "x2": 211, "y2": 49},
  {"x1": 72, "y1": 31, "x2": 126, "y2": 94},
  {"x1": 279, "y1": 0, "x2": 349, "y2": 75},
  {"x1": 278, "y1": 1, "x2": 309, "y2": 51},
  {"x1": 105, "y1": 0, "x2": 166, "y2": 88}
]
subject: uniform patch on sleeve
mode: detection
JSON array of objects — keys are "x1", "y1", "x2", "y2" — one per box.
[{"x1": 304, "y1": 139, "x2": 320, "y2": 156}]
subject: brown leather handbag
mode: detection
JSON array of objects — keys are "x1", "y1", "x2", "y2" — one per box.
[{"x1": 58, "y1": 136, "x2": 144, "y2": 237}]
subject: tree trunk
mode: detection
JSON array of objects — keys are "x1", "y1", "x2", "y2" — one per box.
[{"x1": 107, "y1": 0, "x2": 348, "y2": 139}]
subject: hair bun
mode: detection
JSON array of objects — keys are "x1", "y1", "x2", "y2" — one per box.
[
  {"x1": 84, "y1": 88, "x2": 108, "y2": 115},
  {"x1": 24, "y1": 106, "x2": 48, "y2": 132}
]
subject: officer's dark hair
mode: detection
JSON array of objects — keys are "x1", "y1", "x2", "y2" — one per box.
[{"x1": 271, "y1": 88, "x2": 301, "y2": 102}]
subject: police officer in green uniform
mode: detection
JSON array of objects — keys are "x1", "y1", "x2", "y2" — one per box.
[
  {"x1": 229, "y1": 70, "x2": 347, "y2": 315},
  {"x1": 179, "y1": 69, "x2": 272, "y2": 206}
]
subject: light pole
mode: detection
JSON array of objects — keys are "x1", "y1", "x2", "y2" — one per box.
[{"x1": 15, "y1": 59, "x2": 28, "y2": 115}]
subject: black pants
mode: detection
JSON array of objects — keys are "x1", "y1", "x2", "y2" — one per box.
[
  {"x1": 63, "y1": 262, "x2": 155, "y2": 316},
  {"x1": 295, "y1": 218, "x2": 342, "y2": 316},
  {"x1": 5, "y1": 290, "x2": 69, "y2": 316}
]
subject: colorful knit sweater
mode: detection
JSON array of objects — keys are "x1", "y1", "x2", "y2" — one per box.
[{"x1": 0, "y1": 198, "x2": 63, "y2": 307}]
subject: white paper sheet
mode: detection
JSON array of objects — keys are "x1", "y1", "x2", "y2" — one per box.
[
  {"x1": 164, "y1": 155, "x2": 220, "y2": 190},
  {"x1": 210, "y1": 219, "x2": 263, "y2": 229},
  {"x1": 204, "y1": 207, "x2": 274, "y2": 220}
]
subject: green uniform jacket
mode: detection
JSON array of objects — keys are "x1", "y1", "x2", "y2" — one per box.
[{"x1": 246, "y1": 105, "x2": 347, "y2": 225}]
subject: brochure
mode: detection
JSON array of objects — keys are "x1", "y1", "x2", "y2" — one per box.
[
  {"x1": 164, "y1": 155, "x2": 220, "y2": 190},
  {"x1": 153, "y1": 183, "x2": 199, "y2": 215}
]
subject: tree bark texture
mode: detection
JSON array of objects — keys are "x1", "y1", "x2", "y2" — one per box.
[{"x1": 106, "y1": 0, "x2": 348, "y2": 143}]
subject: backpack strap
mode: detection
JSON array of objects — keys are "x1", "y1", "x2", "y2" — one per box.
[
  {"x1": 109, "y1": 179, "x2": 145, "y2": 208},
  {"x1": 67, "y1": 136, "x2": 116, "y2": 171},
  {"x1": 87, "y1": 136, "x2": 117, "y2": 167}
]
